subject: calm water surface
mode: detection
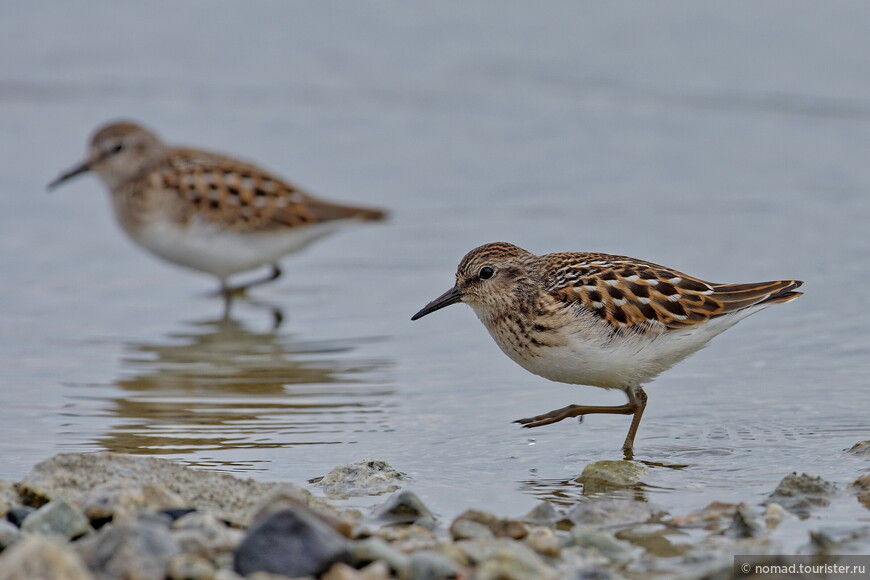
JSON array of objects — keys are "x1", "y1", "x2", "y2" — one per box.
[{"x1": 2, "y1": 2, "x2": 869, "y2": 553}]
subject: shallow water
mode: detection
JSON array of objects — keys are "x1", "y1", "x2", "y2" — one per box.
[{"x1": 2, "y1": 1, "x2": 870, "y2": 554}]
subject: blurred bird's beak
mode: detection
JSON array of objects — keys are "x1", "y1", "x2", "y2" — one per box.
[
  {"x1": 47, "y1": 159, "x2": 92, "y2": 190},
  {"x1": 411, "y1": 286, "x2": 464, "y2": 320}
]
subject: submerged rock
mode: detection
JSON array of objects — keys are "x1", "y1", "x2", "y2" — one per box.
[
  {"x1": 19, "y1": 452, "x2": 314, "y2": 527},
  {"x1": 234, "y1": 507, "x2": 351, "y2": 577},
  {"x1": 0, "y1": 535, "x2": 94, "y2": 580},
  {"x1": 320, "y1": 459, "x2": 407, "y2": 498},
  {"x1": 763, "y1": 473, "x2": 835, "y2": 518},
  {"x1": 579, "y1": 460, "x2": 648, "y2": 489},
  {"x1": 20, "y1": 498, "x2": 92, "y2": 540},
  {"x1": 75, "y1": 513, "x2": 181, "y2": 580}
]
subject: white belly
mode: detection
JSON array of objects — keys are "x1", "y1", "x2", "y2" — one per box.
[
  {"x1": 484, "y1": 307, "x2": 766, "y2": 391},
  {"x1": 127, "y1": 218, "x2": 349, "y2": 280}
]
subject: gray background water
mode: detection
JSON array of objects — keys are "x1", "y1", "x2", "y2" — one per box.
[{"x1": 2, "y1": 1, "x2": 869, "y2": 551}]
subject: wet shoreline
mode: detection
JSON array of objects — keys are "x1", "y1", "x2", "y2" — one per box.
[{"x1": 1, "y1": 449, "x2": 868, "y2": 579}]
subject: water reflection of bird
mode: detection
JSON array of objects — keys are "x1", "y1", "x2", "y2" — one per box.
[
  {"x1": 48, "y1": 121, "x2": 387, "y2": 305},
  {"x1": 95, "y1": 317, "x2": 392, "y2": 464}
]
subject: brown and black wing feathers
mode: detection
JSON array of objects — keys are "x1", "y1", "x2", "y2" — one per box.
[{"x1": 546, "y1": 252, "x2": 802, "y2": 331}]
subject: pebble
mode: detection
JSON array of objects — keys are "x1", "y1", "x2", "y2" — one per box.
[
  {"x1": 404, "y1": 550, "x2": 461, "y2": 580},
  {"x1": 320, "y1": 459, "x2": 407, "y2": 498},
  {"x1": 0, "y1": 534, "x2": 94, "y2": 580},
  {"x1": 323, "y1": 560, "x2": 391, "y2": 580},
  {"x1": 352, "y1": 536, "x2": 412, "y2": 575},
  {"x1": 579, "y1": 460, "x2": 648, "y2": 488},
  {"x1": 5, "y1": 506, "x2": 35, "y2": 528},
  {"x1": 0, "y1": 519, "x2": 20, "y2": 550},
  {"x1": 523, "y1": 526, "x2": 561, "y2": 557},
  {"x1": 763, "y1": 502, "x2": 787, "y2": 529},
  {"x1": 567, "y1": 528, "x2": 638, "y2": 565},
  {"x1": 567, "y1": 498, "x2": 660, "y2": 527},
  {"x1": 171, "y1": 511, "x2": 243, "y2": 555},
  {"x1": 852, "y1": 474, "x2": 870, "y2": 510},
  {"x1": 457, "y1": 537, "x2": 557, "y2": 580},
  {"x1": 0, "y1": 480, "x2": 20, "y2": 519},
  {"x1": 234, "y1": 506, "x2": 351, "y2": 577},
  {"x1": 76, "y1": 512, "x2": 181, "y2": 580},
  {"x1": 166, "y1": 553, "x2": 217, "y2": 580},
  {"x1": 763, "y1": 472, "x2": 835, "y2": 518},
  {"x1": 524, "y1": 501, "x2": 558, "y2": 527},
  {"x1": 450, "y1": 518, "x2": 494, "y2": 540},
  {"x1": 373, "y1": 489, "x2": 435, "y2": 527},
  {"x1": 450, "y1": 508, "x2": 527, "y2": 539},
  {"x1": 20, "y1": 498, "x2": 92, "y2": 539}
]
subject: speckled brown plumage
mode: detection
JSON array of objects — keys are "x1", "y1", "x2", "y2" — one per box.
[
  {"x1": 49, "y1": 120, "x2": 387, "y2": 294},
  {"x1": 413, "y1": 242, "x2": 803, "y2": 454}
]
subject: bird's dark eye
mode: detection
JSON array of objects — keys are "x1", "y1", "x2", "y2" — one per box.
[
  {"x1": 110, "y1": 143, "x2": 124, "y2": 154},
  {"x1": 479, "y1": 266, "x2": 495, "y2": 280}
]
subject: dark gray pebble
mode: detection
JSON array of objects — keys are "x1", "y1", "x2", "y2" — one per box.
[{"x1": 234, "y1": 507, "x2": 351, "y2": 577}]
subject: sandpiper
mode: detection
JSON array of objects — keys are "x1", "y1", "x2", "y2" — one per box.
[
  {"x1": 49, "y1": 121, "x2": 387, "y2": 297},
  {"x1": 411, "y1": 242, "x2": 802, "y2": 454}
]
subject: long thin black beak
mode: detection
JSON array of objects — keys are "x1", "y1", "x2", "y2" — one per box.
[
  {"x1": 47, "y1": 160, "x2": 92, "y2": 190},
  {"x1": 411, "y1": 286, "x2": 464, "y2": 320}
]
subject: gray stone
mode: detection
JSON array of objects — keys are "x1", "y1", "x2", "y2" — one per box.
[
  {"x1": 20, "y1": 498, "x2": 92, "y2": 539},
  {"x1": 0, "y1": 480, "x2": 20, "y2": 519},
  {"x1": 450, "y1": 509, "x2": 527, "y2": 539},
  {"x1": 0, "y1": 534, "x2": 94, "y2": 580},
  {"x1": 457, "y1": 538, "x2": 557, "y2": 580},
  {"x1": 403, "y1": 550, "x2": 461, "y2": 580},
  {"x1": 234, "y1": 507, "x2": 351, "y2": 577},
  {"x1": 763, "y1": 472, "x2": 835, "y2": 518},
  {"x1": 579, "y1": 460, "x2": 647, "y2": 488},
  {"x1": 171, "y1": 511, "x2": 243, "y2": 556},
  {"x1": 19, "y1": 452, "x2": 314, "y2": 527},
  {"x1": 320, "y1": 459, "x2": 407, "y2": 498},
  {"x1": 351, "y1": 536, "x2": 411, "y2": 575},
  {"x1": 0, "y1": 519, "x2": 20, "y2": 550},
  {"x1": 567, "y1": 528, "x2": 638, "y2": 564},
  {"x1": 166, "y1": 553, "x2": 217, "y2": 580},
  {"x1": 76, "y1": 512, "x2": 181, "y2": 580},
  {"x1": 523, "y1": 526, "x2": 561, "y2": 557},
  {"x1": 450, "y1": 518, "x2": 494, "y2": 540},
  {"x1": 5, "y1": 506, "x2": 34, "y2": 528},
  {"x1": 524, "y1": 501, "x2": 558, "y2": 527},
  {"x1": 567, "y1": 498, "x2": 661, "y2": 527},
  {"x1": 80, "y1": 480, "x2": 187, "y2": 522},
  {"x1": 373, "y1": 490, "x2": 435, "y2": 526}
]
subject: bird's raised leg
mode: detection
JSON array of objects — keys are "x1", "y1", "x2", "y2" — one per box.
[{"x1": 515, "y1": 386, "x2": 648, "y2": 454}]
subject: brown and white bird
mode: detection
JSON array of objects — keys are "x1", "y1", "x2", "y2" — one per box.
[
  {"x1": 49, "y1": 121, "x2": 386, "y2": 297},
  {"x1": 412, "y1": 242, "x2": 802, "y2": 454}
]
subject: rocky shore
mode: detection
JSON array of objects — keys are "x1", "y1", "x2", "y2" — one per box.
[{"x1": 0, "y1": 448, "x2": 868, "y2": 579}]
